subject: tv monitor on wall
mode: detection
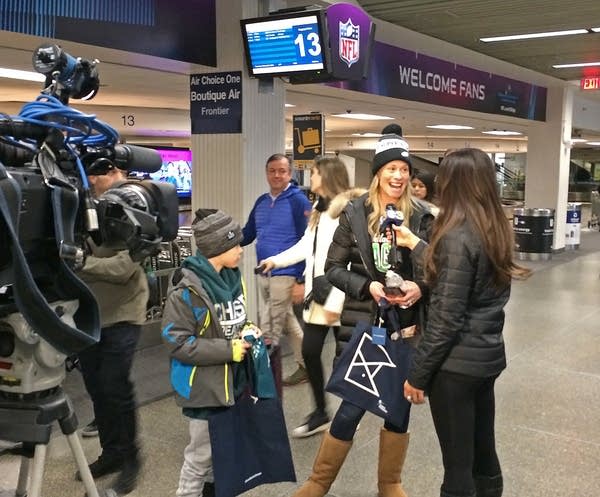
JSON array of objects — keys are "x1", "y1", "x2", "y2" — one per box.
[
  {"x1": 240, "y1": 9, "x2": 330, "y2": 79},
  {"x1": 130, "y1": 146, "x2": 192, "y2": 199}
]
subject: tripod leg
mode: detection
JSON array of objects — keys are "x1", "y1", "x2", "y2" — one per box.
[
  {"x1": 28, "y1": 444, "x2": 47, "y2": 497},
  {"x1": 15, "y1": 456, "x2": 30, "y2": 497},
  {"x1": 65, "y1": 432, "x2": 100, "y2": 497}
]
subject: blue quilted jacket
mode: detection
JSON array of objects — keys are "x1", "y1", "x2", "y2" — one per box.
[{"x1": 242, "y1": 184, "x2": 311, "y2": 278}]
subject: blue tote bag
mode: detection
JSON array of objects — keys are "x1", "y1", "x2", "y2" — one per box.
[
  {"x1": 326, "y1": 320, "x2": 413, "y2": 427},
  {"x1": 208, "y1": 357, "x2": 295, "y2": 497}
]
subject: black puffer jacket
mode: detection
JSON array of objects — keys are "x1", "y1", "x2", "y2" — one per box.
[
  {"x1": 407, "y1": 222, "x2": 510, "y2": 391},
  {"x1": 325, "y1": 193, "x2": 433, "y2": 357}
]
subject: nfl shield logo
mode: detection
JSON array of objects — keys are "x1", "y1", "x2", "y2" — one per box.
[{"x1": 339, "y1": 18, "x2": 360, "y2": 68}]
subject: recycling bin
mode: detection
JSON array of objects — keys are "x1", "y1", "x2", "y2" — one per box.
[{"x1": 565, "y1": 202, "x2": 582, "y2": 250}]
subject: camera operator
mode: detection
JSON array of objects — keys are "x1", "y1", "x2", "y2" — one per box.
[{"x1": 76, "y1": 163, "x2": 149, "y2": 495}]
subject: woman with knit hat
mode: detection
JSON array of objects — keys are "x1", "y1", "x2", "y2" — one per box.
[{"x1": 292, "y1": 133, "x2": 433, "y2": 497}]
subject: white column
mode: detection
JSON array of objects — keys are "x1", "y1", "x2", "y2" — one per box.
[
  {"x1": 525, "y1": 85, "x2": 573, "y2": 251},
  {"x1": 190, "y1": 0, "x2": 286, "y2": 320}
]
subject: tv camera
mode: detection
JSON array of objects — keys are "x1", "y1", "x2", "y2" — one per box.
[{"x1": 0, "y1": 43, "x2": 179, "y2": 497}]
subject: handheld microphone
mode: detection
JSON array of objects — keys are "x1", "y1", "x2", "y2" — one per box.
[
  {"x1": 379, "y1": 204, "x2": 404, "y2": 233},
  {"x1": 380, "y1": 204, "x2": 404, "y2": 268}
]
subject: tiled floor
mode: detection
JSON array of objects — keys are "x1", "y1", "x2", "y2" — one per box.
[{"x1": 1, "y1": 231, "x2": 599, "y2": 497}]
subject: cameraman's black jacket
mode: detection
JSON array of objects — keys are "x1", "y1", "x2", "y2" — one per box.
[
  {"x1": 325, "y1": 193, "x2": 432, "y2": 358},
  {"x1": 407, "y1": 222, "x2": 510, "y2": 392}
]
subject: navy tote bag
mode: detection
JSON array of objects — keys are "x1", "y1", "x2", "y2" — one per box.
[
  {"x1": 208, "y1": 357, "x2": 295, "y2": 497},
  {"x1": 326, "y1": 321, "x2": 413, "y2": 427}
]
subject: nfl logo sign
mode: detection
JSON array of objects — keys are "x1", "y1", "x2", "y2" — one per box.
[{"x1": 339, "y1": 18, "x2": 360, "y2": 68}]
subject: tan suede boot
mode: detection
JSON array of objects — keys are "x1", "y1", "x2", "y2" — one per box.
[
  {"x1": 377, "y1": 429, "x2": 409, "y2": 497},
  {"x1": 292, "y1": 431, "x2": 352, "y2": 497}
]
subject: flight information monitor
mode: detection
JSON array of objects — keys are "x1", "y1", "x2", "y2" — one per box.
[{"x1": 240, "y1": 10, "x2": 329, "y2": 78}]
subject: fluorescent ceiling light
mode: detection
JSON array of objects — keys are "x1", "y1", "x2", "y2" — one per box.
[
  {"x1": 570, "y1": 138, "x2": 587, "y2": 143},
  {"x1": 591, "y1": 28, "x2": 600, "y2": 33},
  {"x1": 0, "y1": 68, "x2": 46, "y2": 82},
  {"x1": 482, "y1": 130, "x2": 522, "y2": 136},
  {"x1": 351, "y1": 132, "x2": 382, "y2": 137},
  {"x1": 586, "y1": 141, "x2": 600, "y2": 145},
  {"x1": 284, "y1": 103, "x2": 295, "y2": 107},
  {"x1": 427, "y1": 124, "x2": 474, "y2": 130},
  {"x1": 481, "y1": 28, "x2": 588, "y2": 43},
  {"x1": 553, "y1": 61, "x2": 600, "y2": 68},
  {"x1": 332, "y1": 113, "x2": 392, "y2": 120}
]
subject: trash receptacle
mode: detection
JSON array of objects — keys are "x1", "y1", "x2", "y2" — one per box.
[
  {"x1": 565, "y1": 202, "x2": 582, "y2": 250},
  {"x1": 513, "y1": 208, "x2": 554, "y2": 260}
]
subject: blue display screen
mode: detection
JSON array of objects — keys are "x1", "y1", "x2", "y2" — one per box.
[{"x1": 243, "y1": 13, "x2": 325, "y2": 76}]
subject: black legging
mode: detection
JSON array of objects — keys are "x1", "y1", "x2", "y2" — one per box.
[
  {"x1": 329, "y1": 400, "x2": 411, "y2": 441},
  {"x1": 429, "y1": 370, "x2": 501, "y2": 497},
  {"x1": 302, "y1": 322, "x2": 339, "y2": 412}
]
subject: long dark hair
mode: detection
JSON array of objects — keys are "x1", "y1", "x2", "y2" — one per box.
[
  {"x1": 425, "y1": 148, "x2": 530, "y2": 286},
  {"x1": 412, "y1": 169, "x2": 437, "y2": 202}
]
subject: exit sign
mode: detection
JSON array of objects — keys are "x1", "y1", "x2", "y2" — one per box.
[{"x1": 581, "y1": 77, "x2": 600, "y2": 90}]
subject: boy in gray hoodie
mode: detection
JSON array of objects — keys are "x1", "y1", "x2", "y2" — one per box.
[{"x1": 161, "y1": 208, "x2": 254, "y2": 497}]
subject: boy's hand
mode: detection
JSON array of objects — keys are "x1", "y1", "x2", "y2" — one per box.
[{"x1": 232, "y1": 339, "x2": 252, "y2": 362}]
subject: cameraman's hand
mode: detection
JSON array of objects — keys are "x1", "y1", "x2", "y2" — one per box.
[
  {"x1": 232, "y1": 339, "x2": 252, "y2": 362},
  {"x1": 392, "y1": 225, "x2": 421, "y2": 250}
]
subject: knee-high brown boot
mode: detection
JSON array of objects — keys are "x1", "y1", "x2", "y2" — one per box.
[
  {"x1": 377, "y1": 429, "x2": 409, "y2": 497},
  {"x1": 292, "y1": 432, "x2": 352, "y2": 497}
]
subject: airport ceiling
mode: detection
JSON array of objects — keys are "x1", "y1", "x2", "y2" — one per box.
[
  {"x1": 357, "y1": 0, "x2": 600, "y2": 82},
  {"x1": 2, "y1": 2, "x2": 600, "y2": 148}
]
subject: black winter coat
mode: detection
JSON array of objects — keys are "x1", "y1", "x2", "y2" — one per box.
[
  {"x1": 407, "y1": 222, "x2": 510, "y2": 391},
  {"x1": 325, "y1": 193, "x2": 433, "y2": 358}
]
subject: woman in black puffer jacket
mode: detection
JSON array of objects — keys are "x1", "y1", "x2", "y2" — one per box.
[
  {"x1": 401, "y1": 149, "x2": 531, "y2": 497},
  {"x1": 291, "y1": 132, "x2": 433, "y2": 497}
]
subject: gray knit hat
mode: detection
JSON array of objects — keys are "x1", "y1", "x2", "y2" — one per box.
[
  {"x1": 191, "y1": 208, "x2": 243, "y2": 258},
  {"x1": 372, "y1": 133, "x2": 411, "y2": 175}
]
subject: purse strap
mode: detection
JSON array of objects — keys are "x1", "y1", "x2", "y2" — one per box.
[{"x1": 310, "y1": 223, "x2": 319, "y2": 281}]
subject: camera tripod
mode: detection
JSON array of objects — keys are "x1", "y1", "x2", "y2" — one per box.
[{"x1": 0, "y1": 386, "x2": 101, "y2": 497}]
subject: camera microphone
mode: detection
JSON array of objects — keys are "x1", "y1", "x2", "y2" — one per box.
[
  {"x1": 111, "y1": 144, "x2": 162, "y2": 173},
  {"x1": 87, "y1": 145, "x2": 162, "y2": 174}
]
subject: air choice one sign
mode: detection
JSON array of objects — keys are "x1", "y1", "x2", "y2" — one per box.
[{"x1": 190, "y1": 72, "x2": 242, "y2": 134}]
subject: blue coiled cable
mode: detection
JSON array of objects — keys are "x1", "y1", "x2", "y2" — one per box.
[{"x1": 15, "y1": 94, "x2": 119, "y2": 190}]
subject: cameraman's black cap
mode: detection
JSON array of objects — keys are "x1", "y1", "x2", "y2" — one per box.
[{"x1": 86, "y1": 158, "x2": 116, "y2": 176}]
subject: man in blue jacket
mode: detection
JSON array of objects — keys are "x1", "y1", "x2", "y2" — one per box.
[{"x1": 242, "y1": 153, "x2": 311, "y2": 387}]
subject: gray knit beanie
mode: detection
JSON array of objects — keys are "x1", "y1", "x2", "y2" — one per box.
[
  {"x1": 191, "y1": 208, "x2": 243, "y2": 258},
  {"x1": 372, "y1": 133, "x2": 411, "y2": 176}
]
